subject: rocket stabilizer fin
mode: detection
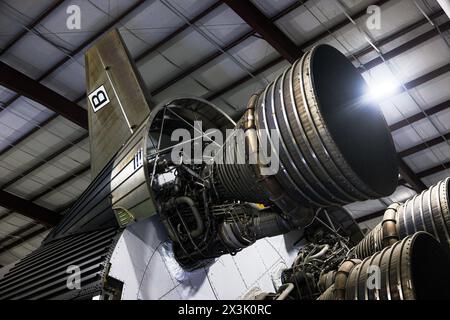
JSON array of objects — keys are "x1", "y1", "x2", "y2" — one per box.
[{"x1": 85, "y1": 28, "x2": 152, "y2": 177}]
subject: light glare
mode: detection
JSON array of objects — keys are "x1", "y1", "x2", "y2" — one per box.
[{"x1": 368, "y1": 80, "x2": 400, "y2": 100}]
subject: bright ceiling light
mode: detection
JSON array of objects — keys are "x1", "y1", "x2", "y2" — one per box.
[{"x1": 368, "y1": 80, "x2": 400, "y2": 100}]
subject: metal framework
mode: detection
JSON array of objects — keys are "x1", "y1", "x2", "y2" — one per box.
[
  {"x1": 399, "y1": 132, "x2": 450, "y2": 158},
  {"x1": 398, "y1": 157, "x2": 428, "y2": 192},
  {"x1": 355, "y1": 209, "x2": 386, "y2": 223},
  {"x1": 359, "y1": 20, "x2": 450, "y2": 71},
  {"x1": 223, "y1": 0, "x2": 302, "y2": 63},
  {"x1": 390, "y1": 99, "x2": 450, "y2": 131},
  {"x1": 0, "y1": 226, "x2": 47, "y2": 256},
  {"x1": 151, "y1": 0, "x2": 310, "y2": 96},
  {"x1": 0, "y1": 190, "x2": 60, "y2": 227},
  {"x1": 0, "y1": 0, "x2": 148, "y2": 117},
  {"x1": 0, "y1": 61, "x2": 88, "y2": 129},
  {"x1": 417, "y1": 161, "x2": 450, "y2": 178}
]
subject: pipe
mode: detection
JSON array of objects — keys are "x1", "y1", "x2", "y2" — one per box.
[
  {"x1": 276, "y1": 283, "x2": 295, "y2": 300},
  {"x1": 175, "y1": 196, "x2": 204, "y2": 238},
  {"x1": 318, "y1": 270, "x2": 337, "y2": 292},
  {"x1": 381, "y1": 203, "x2": 400, "y2": 247},
  {"x1": 355, "y1": 203, "x2": 400, "y2": 258},
  {"x1": 309, "y1": 244, "x2": 329, "y2": 260},
  {"x1": 317, "y1": 284, "x2": 336, "y2": 300},
  {"x1": 162, "y1": 196, "x2": 204, "y2": 239},
  {"x1": 218, "y1": 209, "x2": 304, "y2": 251},
  {"x1": 334, "y1": 259, "x2": 361, "y2": 300}
]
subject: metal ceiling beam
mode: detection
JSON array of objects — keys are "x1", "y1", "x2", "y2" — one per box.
[
  {"x1": 405, "y1": 63, "x2": 450, "y2": 89},
  {"x1": 0, "y1": 190, "x2": 60, "y2": 227},
  {"x1": 0, "y1": 134, "x2": 88, "y2": 190},
  {"x1": 135, "y1": 1, "x2": 222, "y2": 62},
  {"x1": 211, "y1": 1, "x2": 448, "y2": 101},
  {"x1": 355, "y1": 209, "x2": 385, "y2": 223},
  {"x1": 0, "y1": 226, "x2": 47, "y2": 256},
  {"x1": 0, "y1": 165, "x2": 89, "y2": 226},
  {"x1": 29, "y1": 165, "x2": 90, "y2": 201},
  {"x1": 0, "y1": 223, "x2": 37, "y2": 248},
  {"x1": 206, "y1": 35, "x2": 450, "y2": 104},
  {"x1": 0, "y1": 115, "x2": 57, "y2": 158},
  {"x1": 0, "y1": 61, "x2": 88, "y2": 129},
  {"x1": 0, "y1": 0, "x2": 65, "y2": 55},
  {"x1": 359, "y1": 20, "x2": 450, "y2": 71},
  {"x1": 222, "y1": 0, "x2": 302, "y2": 63},
  {"x1": 416, "y1": 161, "x2": 450, "y2": 179},
  {"x1": 399, "y1": 132, "x2": 450, "y2": 158},
  {"x1": 0, "y1": 165, "x2": 89, "y2": 255},
  {"x1": 152, "y1": 0, "x2": 391, "y2": 97},
  {"x1": 389, "y1": 99, "x2": 450, "y2": 131},
  {"x1": 0, "y1": 94, "x2": 85, "y2": 158},
  {"x1": 397, "y1": 156, "x2": 427, "y2": 192},
  {"x1": 351, "y1": 9, "x2": 445, "y2": 61},
  {"x1": 151, "y1": 0, "x2": 309, "y2": 96},
  {"x1": 0, "y1": 0, "x2": 147, "y2": 123}
]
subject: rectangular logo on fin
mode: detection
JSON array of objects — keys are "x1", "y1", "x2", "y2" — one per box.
[{"x1": 88, "y1": 85, "x2": 110, "y2": 112}]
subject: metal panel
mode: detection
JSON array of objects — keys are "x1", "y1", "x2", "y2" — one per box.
[
  {"x1": 43, "y1": 116, "x2": 156, "y2": 242},
  {"x1": 110, "y1": 119, "x2": 157, "y2": 223},
  {"x1": 108, "y1": 215, "x2": 303, "y2": 300},
  {"x1": 85, "y1": 29, "x2": 152, "y2": 177},
  {"x1": 0, "y1": 228, "x2": 120, "y2": 300}
]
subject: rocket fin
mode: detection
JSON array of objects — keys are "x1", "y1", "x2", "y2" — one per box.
[{"x1": 85, "y1": 28, "x2": 152, "y2": 177}]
